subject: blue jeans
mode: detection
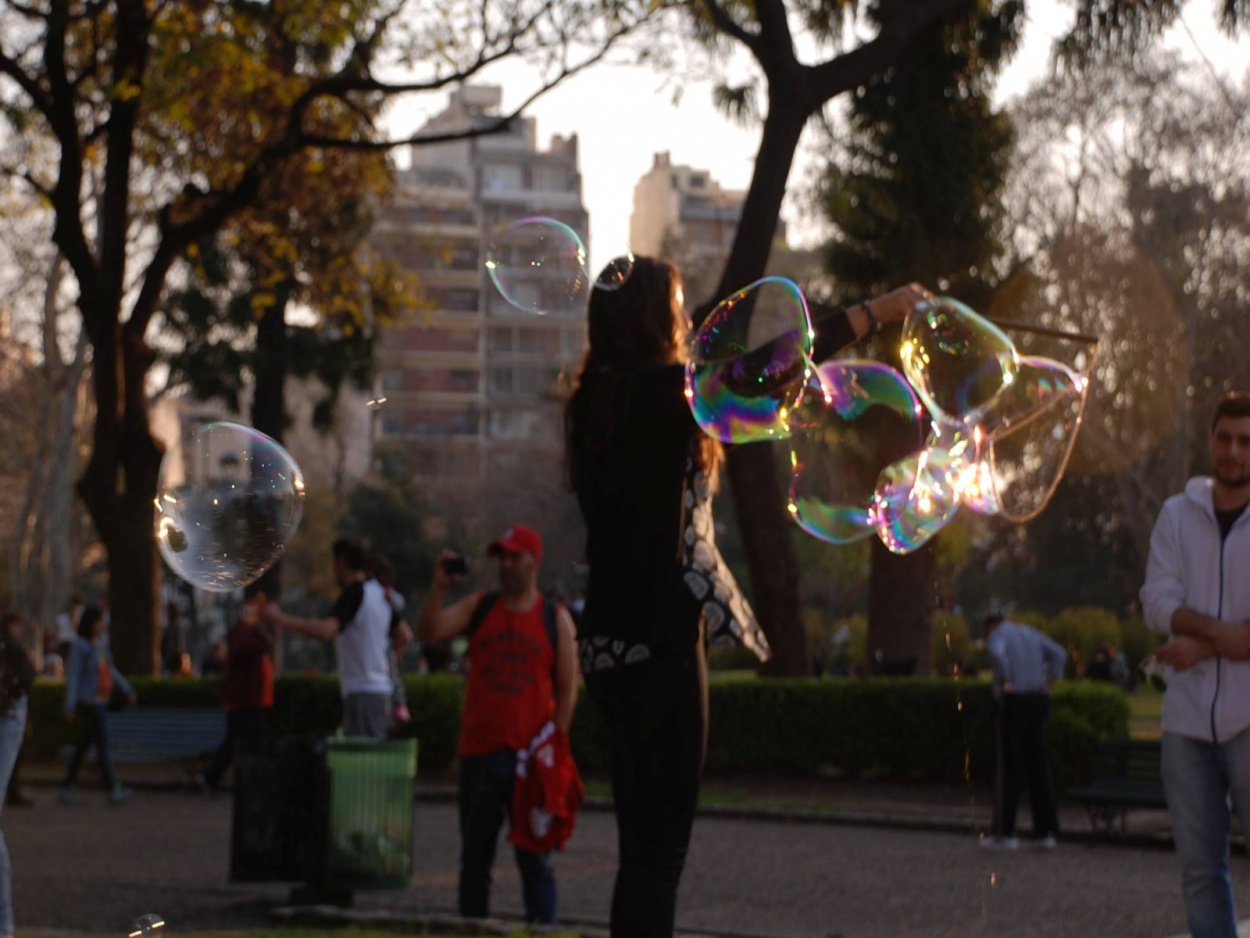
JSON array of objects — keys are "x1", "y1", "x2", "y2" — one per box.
[
  {"x1": 458, "y1": 749, "x2": 556, "y2": 924},
  {"x1": 63, "y1": 701, "x2": 116, "y2": 789},
  {"x1": 0, "y1": 698, "x2": 29, "y2": 936},
  {"x1": 1161, "y1": 728, "x2": 1250, "y2": 938}
]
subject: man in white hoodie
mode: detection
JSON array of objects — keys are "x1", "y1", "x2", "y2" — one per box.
[{"x1": 1142, "y1": 391, "x2": 1250, "y2": 938}]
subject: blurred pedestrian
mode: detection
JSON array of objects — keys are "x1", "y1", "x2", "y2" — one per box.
[
  {"x1": 980, "y1": 614, "x2": 1066, "y2": 851},
  {"x1": 263, "y1": 537, "x2": 394, "y2": 738},
  {"x1": 59, "y1": 604, "x2": 135, "y2": 805},
  {"x1": 197, "y1": 599, "x2": 275, "y2": 794},
  {"x1": 0, "y1": 611, "x2": 36, "y2": 936}
]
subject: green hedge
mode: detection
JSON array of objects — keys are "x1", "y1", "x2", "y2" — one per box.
[{"x1": 25, "y1": 673, "x2": 1128, "y2": 792}]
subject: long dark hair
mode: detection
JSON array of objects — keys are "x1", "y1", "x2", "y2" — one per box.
[
  {"x1": 77, "y1": 604, "x2": 104, "y2": 640},
  {"x1": 564, "y1": 256, "x2": 721, "y2": 490}
]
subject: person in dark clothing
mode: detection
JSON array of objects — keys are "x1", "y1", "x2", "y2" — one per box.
[
  {"x1": 197, "y1": 600, "x2": 276, "y2": 793},
  {"x1": 563, "y1": 256, "x2": 931, "y2": 936},
  {"x1": 0, "y1": 611, "x2": 36, "y2": 935}
]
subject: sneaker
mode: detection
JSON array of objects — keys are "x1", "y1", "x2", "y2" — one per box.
[
  {"x1": 57, "y1": 787, "x2": 80, "y2": 805},
  {"x1": 108, "y1": 785, "x2": 134, "y2": 805},
  {"x1": 193, "y1": 774, "x2": 214, "y2": 795},
  {"x1": 1036, "y1": 834, "x2": 1058, "y2": 850},
  {"x1": 979, "y1": 835, "x2": 1019, "y2": 852}
]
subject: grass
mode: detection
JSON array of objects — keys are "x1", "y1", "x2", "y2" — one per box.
[{"x1": 1129, "y1": 684, "x2": 1163, "y2": 739}]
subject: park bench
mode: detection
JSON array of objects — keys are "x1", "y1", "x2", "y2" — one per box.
[
  {"x1": 59, "y1": 707, "x2": 226, "y2": 784},
  {"x1": 1068, "y1": 737, "x2": 1166, "y2": 838}
]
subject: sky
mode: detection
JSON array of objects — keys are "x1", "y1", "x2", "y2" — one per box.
[{"x1": 386, "y1": 2, "x2": 1247, "y2": 279}]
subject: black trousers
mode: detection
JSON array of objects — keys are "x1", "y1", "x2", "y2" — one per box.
[
  {"x1": 585, "y1": 646, "x2": 708, "y2": 938},
  {"x1": 992, "y1": 692, "x2": 1060, "y2": 839},
  {"x1": 203, "y1": 708, "x2": 271, "y2": 790}
]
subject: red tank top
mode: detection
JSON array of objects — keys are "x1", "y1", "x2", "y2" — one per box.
[{"x1": 458, "y1": 593, "x2": 555, "y2": 757}]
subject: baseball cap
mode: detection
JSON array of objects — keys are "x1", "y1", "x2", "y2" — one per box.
[{"x1": 487, "y1": 523, "x2": 543, "y2": 560}]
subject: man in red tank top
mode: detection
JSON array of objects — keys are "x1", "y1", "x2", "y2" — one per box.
[{"x1": 416, "y1": 524, "x2": 579, "y2": 925}]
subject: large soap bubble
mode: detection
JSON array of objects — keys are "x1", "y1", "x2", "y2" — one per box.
[
  {"x1": 685, "y1": 277, "x2": 814, "y2": 444},
  {"x1": 155, "y1": 422, "x2": 305, "y2": 592},
  {"x1": 900, "y1": 297, "x2": 1019, "y2": 424},
  {"x1": 485, "y1": 216, "x2": 589, "y2": 315},
  {"x1": 787, "y1": 360, "x2": 927, "y2": 544}
]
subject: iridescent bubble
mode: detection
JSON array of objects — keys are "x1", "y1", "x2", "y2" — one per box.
[
  {"x1": 978, "y1": 355, "x2": 1080, "y2": 441},
  {"x1": 485, "y1": 216, "x2": 589, "y2": 315},
  {"x1": 900, "y1": 297, "x2": 1019, "y2": 423},
  {"x1": 787, "y1": 360, "x2": 926, "y2": 544},
  {"x1": 155, "y1": 422, "x2": 305, "y2": 593},
  {"x1": 685, "y1": 277, "x2": 814, "y2": 444},
  {"x1": 872, "y1": 448, "x2": 961, "y2": 554},
  {"x1": 594, "y1": 253, "x2": 635, "y2": 292},
  {"x1": 983, "y1": 365, "x2": 1089, "y2": 523}
]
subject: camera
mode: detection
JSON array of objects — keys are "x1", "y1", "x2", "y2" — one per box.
[{"x1": 441, "y1": 553, "x2": 469, "y2": 576}]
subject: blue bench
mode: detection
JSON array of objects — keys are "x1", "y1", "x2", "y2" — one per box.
[
  {"x1": 1068, "y1": 737, "x2": 1166, "y2": 837},
  {"x1": 59, "y1": 707, "x2": 226, "y2": 782}
]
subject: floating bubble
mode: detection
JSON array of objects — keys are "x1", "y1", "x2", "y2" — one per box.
[
  {"x1": 485, "y1": 216, "x2": 589, "y2": 316},
  {"x1": 155, "y1": 422, "x2": 305, "y2": 593},
  {"x1": 984, "y1": 368, "x2": 1088, "y2": 523},
  {"x1": 130, "y1": 915, "x2": 165, "y2": 938},
  {"x1": 594, "y1": 253, "x2": 635, "y2": 292},
  {"x1": 685, "y1": 277, "x2": 814, "y2": 444},
  {"x1": 900, "y1": 297, "x2": 1018, "y2": 424},
  {"x1": 872, "y1": 448, "x2": 961, "y2": 554},
  {"x1": 787, "y1": 360, "x2": 926, "y2": 544},
  {"x1": 978, "y1": 355, "x2": 1080, "y2": 441}
]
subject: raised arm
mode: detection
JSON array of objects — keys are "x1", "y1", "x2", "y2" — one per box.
[{"x1": 415, "y1": 550, "x2": 480, "y2": 643}]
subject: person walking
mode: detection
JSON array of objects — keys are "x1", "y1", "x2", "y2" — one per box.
[
  {"x1": 416, "y1": 524, "x2": 578, "y2": 926},
  {"x1": 197, "y1": 599, "x2": 276, "y2": 793},
  {"x1": 1141, "y1": 390, "x2": 1250, "y2": 938},
  {"x1": 980, "y1": 613, "x2": 1067, "y2": 851},
  {"x1": 563, "y1": 255, "x2": 931, "y2": 936},
  {"x1": 60, "y1": 604, "x2": 135, "y2": 805},
  {"x1": 0, "y1": 611, "x2": 36, "y2": 938},
  {"x1": 263, "y1": 537, "x2": 394, "y2": 738}
]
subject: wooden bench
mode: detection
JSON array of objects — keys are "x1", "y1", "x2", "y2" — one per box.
[
  {"x1": 1068, "y1": 737, "x2": 1166, "y2": 837},
  {"x1": 59, "y1": 707, "x2": 226, "y2": 782}
]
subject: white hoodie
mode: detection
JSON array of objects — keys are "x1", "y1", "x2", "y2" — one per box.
[{"x1": 1141, "y1": 477, "x2": 1250, "y2": 742}]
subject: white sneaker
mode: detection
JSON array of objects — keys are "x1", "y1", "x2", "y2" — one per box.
[
  {"x1": 1036, "y1": 835, "x2": 1058, "y2": 850},
  {"x1": 979, "y1": 835, "x2": 1019, "y2": 852}
]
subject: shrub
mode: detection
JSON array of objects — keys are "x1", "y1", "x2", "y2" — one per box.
[{"x1": 1047, "y1": 707, "x2": 1100, "y2": 795}]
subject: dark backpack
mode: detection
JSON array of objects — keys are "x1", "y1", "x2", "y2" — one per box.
[{"x1": 466, "y1": 591, "x2": 560, "y2": 677}]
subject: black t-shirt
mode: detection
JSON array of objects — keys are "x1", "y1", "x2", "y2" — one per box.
[{"x1": 1217, "y1": 503, "x2": 1248, "y2": 541}]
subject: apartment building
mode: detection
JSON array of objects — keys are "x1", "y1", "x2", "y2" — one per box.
[{"x1": 369, "y1": 85, "x2": 589, "y2": 484}]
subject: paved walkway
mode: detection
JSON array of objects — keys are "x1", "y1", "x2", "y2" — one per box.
[{"x1": 3, "y1": 766, "x2": 1242, "y2": 938}]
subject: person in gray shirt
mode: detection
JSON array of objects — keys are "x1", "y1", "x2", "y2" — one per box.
[{"x1": 981, "y1": 613, "x2": 1067, "y2": 851}]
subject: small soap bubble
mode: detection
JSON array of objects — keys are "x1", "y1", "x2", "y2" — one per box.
[
  {"x1": 594, "y1": 253, "x2": 635, "y2": 291},
  {"x1": 685, "y1": 277, "x2": 814, "y2": 444},
  {"x1": 129, "y1": 915, "x2": 165, "y2": 938},
  {"x1": 155, "y1": 422, "x2": 305, "y2": 593},
  {"x1": 485, "y1": 216, "x2": 589, "y2": 316}
]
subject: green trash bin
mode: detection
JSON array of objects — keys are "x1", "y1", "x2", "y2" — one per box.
[{"x1": 316, "y1": 736, "x2": 418, "y2": 891}]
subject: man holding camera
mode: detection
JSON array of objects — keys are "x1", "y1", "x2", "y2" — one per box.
[
  {"x1": 416, "y1": 524, "x2": 578, "y2": 925},
  {"x1": 264, "y1": 536, "x2": 394, "y2": 738}
]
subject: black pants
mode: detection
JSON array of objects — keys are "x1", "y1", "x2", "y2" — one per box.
[
  {"x1": 992, "y1": 692, "x2": 1060, "y2": 839},
  {"x1": 585, "y1": 646, "x2": 708, "y2": 937},
  {"x1": 64, "y1": 702, "x2": 115, "y2": 790},
  {"x1": 203, "y1": 708, "x2": 271, "y2": 791}
]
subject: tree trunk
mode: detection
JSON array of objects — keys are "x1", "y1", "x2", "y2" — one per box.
[
  {"x1": 714, "y1": 100, "x2": 812, "y2": 677},
  {"x1": 867, "y1": 538, "x2": 935, "y2": 676},
  {"x1": 248, "y1": 291, "x2": 290, "y2": 601},
  {"x1": 78, "y1": 324, "x2": 165, "y2": 676}
]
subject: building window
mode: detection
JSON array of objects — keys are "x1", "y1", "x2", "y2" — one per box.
[
  {"x1": 380, "y1": 369, "x2": 404, "y2": 392},
  {"x1": 518, "y1": 328, "x2": 561, "y2": 354},
  {"x1": 488, "y1": 327, "x2": 513, "y2": 352},
  {"x1": 531, "y1": 165, "x2": 573, "y2": 192},
  {"x1": 482, "y1": 163, "x2": 523, "y2": 192},
  {"x1": 489, "y1": 367, "x2": 515, "y2": 395}
]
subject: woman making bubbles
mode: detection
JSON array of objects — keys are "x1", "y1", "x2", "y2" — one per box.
[{"x1": 563, "y1": 255, "x2": 930, "y2": 936}]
